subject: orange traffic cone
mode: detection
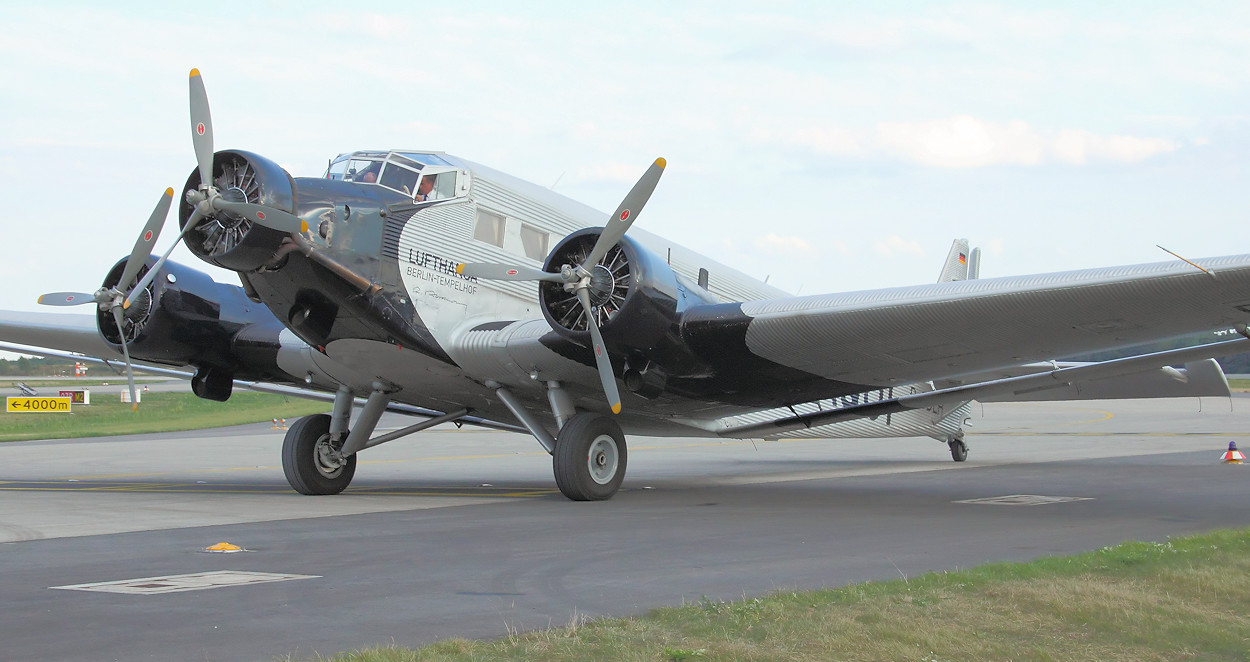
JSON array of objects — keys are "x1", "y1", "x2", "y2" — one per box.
[{"x1": 1222, "y1": 441, "x2": 1245, "y2": 464}]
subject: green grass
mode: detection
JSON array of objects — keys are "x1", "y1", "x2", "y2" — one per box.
[
  {"x1": 305, "y1": 528, "x2": 1250, "y2": 661},
  {"x1": 0, "y1": 391, "x2": 330, "y2": 442},
  {"x1": 1228, "y1": 378, "x2": 1250, "y2": 391}
]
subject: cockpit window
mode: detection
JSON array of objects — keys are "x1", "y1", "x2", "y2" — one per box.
[
  {"x1": 379, "y1": 163, "x2": 421, "y2": 195},
  {"x1": 326, "y1": 156, "x2": 350, "y2": 181},
  {"x1": 397, "y1": 152, "x2": 453, "y2": 167},
  {"x1": 327, "y1": 151, "x2": 469, "y2": 201},
  {"x1": 345, "y1": 159, "x2": 383, "y2": 183}
]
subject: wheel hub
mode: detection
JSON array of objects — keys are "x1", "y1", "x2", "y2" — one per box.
[
  {"x1": 586, "y1": 434, "x2": 619, "y2": 485},
  {"x1": 314, "y1": 435, "x2": 345, "y2": 478}
]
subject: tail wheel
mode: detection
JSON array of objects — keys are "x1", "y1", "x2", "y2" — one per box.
[
  {"x1": 553, "y1": 412, "x2": 628, "y2": 501},
  {"x1": 282, "y1": 414, "x2": 357, "y2": 495},
  {"x1": 948, "y1": 437, "x2": 969, "y2": 462}
]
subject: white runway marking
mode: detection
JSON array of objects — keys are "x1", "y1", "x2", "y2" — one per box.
[
  {"x1": 51, "y1": 570, "x2": 319, "y2": 595},
  {"x1": 953, "y1": 494, "x2": 1094, "y2": 506}
]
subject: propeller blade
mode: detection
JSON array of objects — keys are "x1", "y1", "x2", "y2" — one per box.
[
  {"x1": 576, "y1": 288, "x2": 622, "y2": 414},
  {"x1": 210, "y1": 199, "x2": 308, "y2": 234},
  {"x1": 583, "y1": 157, "x2": 666, "y2": 269},
  {"x1": 455, "y1": 263, "x2": 564, "y2": 282},
  {"x1": 189, "y1": 68, "x2": 215, "y2": 190},
  {"x1": 111, "y1": 307, "x2": 139, "y2": 412},
  {"x1": 117, "y1": 188, "x2": 174, "y2": 291},
  {"x1": 37, "y1": 292, "x2": 99, "y2": 306},
  {"x1": 124, "y1": 209, "x2": 202, "y2": 309}
]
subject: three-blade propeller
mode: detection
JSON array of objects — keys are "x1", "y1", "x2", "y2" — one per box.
[
  {"x1": 458, "y1": 157, "x2": 667, "y2": 414},
  {"x1": 36, "y1": 68, "x2": 311, "y2": 410},
  {"x1": 36, "y1": 188, "x2": 175, "y2": 410}
]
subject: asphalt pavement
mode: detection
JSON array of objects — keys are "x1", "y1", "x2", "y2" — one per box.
[{"x1": 1, "y1": 397, "x2": 1248, "y2": 661}]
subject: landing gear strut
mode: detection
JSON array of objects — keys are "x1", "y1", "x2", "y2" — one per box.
[
  {"x1": 553, "y1": 413, "x2": 628, "y2": 501},
  {"x1": 948, "y1": 434, "x2": 969, "y2": 462},
  {"x1": 282, "y1": 413, "x2": 357, "y2": 494}
]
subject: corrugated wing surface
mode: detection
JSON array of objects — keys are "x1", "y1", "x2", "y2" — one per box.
[{"x1": 740, "y1": 254, "x2": 1250, "y2": 386}]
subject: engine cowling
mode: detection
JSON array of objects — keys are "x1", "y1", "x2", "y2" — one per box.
[
  {"x1": 540, "y1": 229, "x2": 716, "y2": 378},
  {"x1": 178, "y1": 149, "x2": 296, "y2": 272},
  {"x1": 96, "y1": 256, "x2": 286, "y2": 382}
]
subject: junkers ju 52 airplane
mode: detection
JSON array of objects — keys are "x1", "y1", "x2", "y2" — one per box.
[{"x1": 3, "y1": 69, "x2": 1249, "y2": 501}]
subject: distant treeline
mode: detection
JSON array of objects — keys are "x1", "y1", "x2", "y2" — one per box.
[{"x1": 0, "y1": 356, "x2": 77, "y2": 377}]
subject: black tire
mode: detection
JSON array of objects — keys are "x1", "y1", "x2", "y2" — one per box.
[
  {"x1": 949, "y1": 438, "x2": 968, "y2": 462},
  {"x1": 553, "y1": 413, "x2": 627, "y2": 501},
  {"x1": 282, "y1": 414, "x2": 356, "y2": 495}
]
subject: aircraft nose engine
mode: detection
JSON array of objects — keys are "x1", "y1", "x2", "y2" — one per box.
[{"x1": 178, "y1": 149, "x2": 297, "y2": 272}]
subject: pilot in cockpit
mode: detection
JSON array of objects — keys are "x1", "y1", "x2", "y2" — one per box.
[
  {"x1": 357, "y1": 162, "x2": 382, "y2": 184},
  {"x1": 415, "y1": 174, "x2": 436, "y2": 201}
]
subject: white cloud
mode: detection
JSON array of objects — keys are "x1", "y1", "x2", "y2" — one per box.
[
  {"x1": 754, "y1": 233, "x2": 816, "y2": 256},
  {"x1": 875, "y1": 235, "x2": 925, "y2": 257},
  {"x1": 762, "y1": 115, "x2": 1177, "y2": 168},
  {"x1": 877, "y1": 115, "x2": 1045, "y2": 168},
  {"x1": 1051, "y1": 129, "x2": 1177, "y2": 164}
]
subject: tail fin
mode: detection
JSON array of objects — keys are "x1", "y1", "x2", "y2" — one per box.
[{"x1": 936, "y1": 239, "x2": 970, "y2": 283}]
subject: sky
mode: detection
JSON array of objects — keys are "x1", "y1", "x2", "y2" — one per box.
[{"x1": 2, "y1": 1, "x2": 1249, "y2": 310}]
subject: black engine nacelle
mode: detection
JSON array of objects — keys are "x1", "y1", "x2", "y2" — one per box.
[
  {"x1": 179, "y1": 149, "x2": 297, "y2": 272},
  {"x1": 97, "y1": 256, "x2": 289, "y2": 396},
  {"x1": 540, "y1": 229, "x2": 717, "y2": 379}
]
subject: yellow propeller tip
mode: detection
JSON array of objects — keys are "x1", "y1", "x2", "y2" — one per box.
[
  {"x1": 132, "y1": 403, "x2": 138, "y2": 412},
  {"x1": 455, "y1": 264, "x2": 465, "y2": 275},
  {"x1": 299, "y1": 220, "x2": 309, "y2": 233},
  {"x1": 36, "y1": 296, "x2": 43, "y2": 304},
  {"x1": 122, "y1": 300, "x2": 131, "y2": 310},
  {"x1": 190, "y1": 68, "x2": 201, "y2": 77},
  {"x1": 164, "y1": 187, "x2": 174, "y2": 196},
  {"x1": 611, "y1": 403, "x2": 622, "y2": 415},
  {"x1": 655, "y1": 157, "x2": 666, "y2": 168}
]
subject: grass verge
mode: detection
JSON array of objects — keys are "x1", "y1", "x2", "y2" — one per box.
[
  {"x1": 311, "y1": 528, "x2": 1250, "y2": 661},
  {"x1": 0, "y1": 391, "x2": 330, "y2": 442},
  {"x1": 1228, "y1": 378, "x2": 1250, "y2": 392}
]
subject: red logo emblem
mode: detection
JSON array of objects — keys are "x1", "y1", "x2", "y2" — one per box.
[
  {"x1": 256, "y1": 212, "x2": 266, "y2": 220},
  {"x1": 506, "y1": 269, "x2": 519, "y2": 276},
  {"x1": 143, "y1": 231, "x2": 153, "y2": 242},
  {"x1": 620, "y1": 209, "x2": 630, "y2": 221},
  {"x1": 196, "y1": 123, "x2": 205, "y2": 136},
  {"x1": 596, "y1": 346, "x2": 602, "y2": 356},
  {"x1": 66, "y1": 296, "x2": 74, "y2": 302}
]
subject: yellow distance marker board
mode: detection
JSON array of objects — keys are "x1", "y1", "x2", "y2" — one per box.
[{"x1": 6, "y1": 397, "x2": 72, "y2": 413}]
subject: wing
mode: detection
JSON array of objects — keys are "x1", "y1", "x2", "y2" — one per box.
[
  {"x1": 0, "y1": 311, "x2": 119, "y2": 359},
  {"x1": 698, "y1": 254, "x2": 1250, "y2": 388},
  {"x1": 0, "y1": 312, "x2": 526, "y2": 434}
]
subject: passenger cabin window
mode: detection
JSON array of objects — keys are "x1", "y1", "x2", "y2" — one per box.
[
  {"x1": 474, "y1": 209, "x2": 505, "y2": 247},
  {"x1": 519, "y1": 223, "x2": 548, "y2": 261}
]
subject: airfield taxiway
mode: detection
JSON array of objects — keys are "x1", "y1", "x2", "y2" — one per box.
[{"x1": 2, "y1": 397, "x2": 1249, "y2": 661}]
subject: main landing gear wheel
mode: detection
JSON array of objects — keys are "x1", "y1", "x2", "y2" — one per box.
[
  {"x1": 282, "y1": 413, "x2": 356, "y2": 495},
  {"x1": 553, "y1": 412, "x2": 628, "y2": 501},
  {"x1": 948, "y1": 436, "x2": 969, "y2": 462}
]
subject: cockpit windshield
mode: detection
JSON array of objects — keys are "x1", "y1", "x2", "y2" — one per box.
[{"x1": 325, "y1": 151, "x2": 466, "y2": 201}]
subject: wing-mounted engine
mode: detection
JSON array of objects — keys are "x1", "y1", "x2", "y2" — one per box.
[
  {"x1": 541, "y1": 230, "x2": 706, "y2": 373},
  {"x1": 178, "y1": 149, "x2": 297, "y2": 272},
  {"x1": 94, "y1": 256, "x2": 289, "y2": 400}
]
